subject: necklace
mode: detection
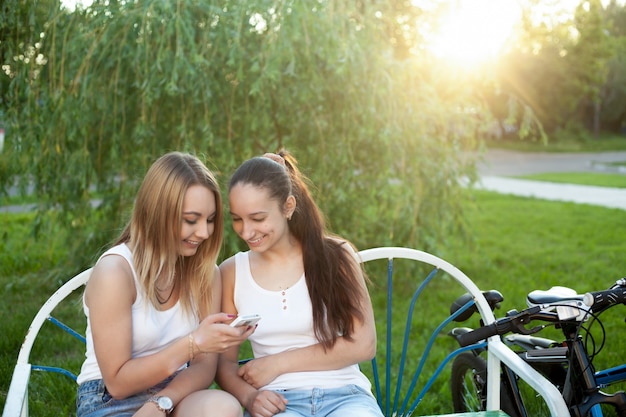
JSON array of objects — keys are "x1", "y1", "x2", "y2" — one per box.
[
  {"x1": 156, "y1": 282, "x2": 175, "y2": 304},
  {"x1": 156, "y1": 272, "x2": 177, "y2": 304},
  {"x1": 156, "y1": 281, "x2": 174, "y2": 291}
]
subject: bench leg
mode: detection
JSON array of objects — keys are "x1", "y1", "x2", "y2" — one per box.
[{"x1": 3, "y1": 363, "x2": 31, "y2": 417}]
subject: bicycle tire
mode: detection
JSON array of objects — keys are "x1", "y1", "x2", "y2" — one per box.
[
  {"x1": 451, "y1": 352, "x2": 520, "y2": 416},
  {"x1": 451, "y1": 352, "x2": 489, "y2": 413}
]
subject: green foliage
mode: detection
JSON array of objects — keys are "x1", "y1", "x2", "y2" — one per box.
[
  {"x1": 570, "y1": 0, "x2": 615, "y2": 137},
  {"x1": 1, "y1": 0, "x2": 486, "y2": 268},
  {"x1": 571, "y1": 0, "x2": 614, "y2": 101},
  {"x1": 485, "y1": 0, "x2": 626, "y2": 138},
  {"x1": 601, "y1": 2, "x2": 626, "y2": 133},
  {"x1": 497, "y1": 8, "x2": 580, "y2": 134}
]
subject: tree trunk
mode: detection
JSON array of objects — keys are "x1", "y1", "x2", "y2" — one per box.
[{"x1": 593, "y1": 99, "x2": 601, "y2": 138}]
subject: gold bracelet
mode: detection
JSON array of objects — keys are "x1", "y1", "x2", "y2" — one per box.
[{"x1": 188, "y1": 333, "x2": 195, "y2": 362}]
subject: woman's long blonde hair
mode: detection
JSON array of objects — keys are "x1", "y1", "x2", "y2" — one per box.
[{"x1": 116, "y1": 152, "x2": 223, "y2": 317}]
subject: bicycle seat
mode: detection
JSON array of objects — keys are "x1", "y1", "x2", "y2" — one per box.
[
  {"x1": 449, "y1": 289, "x2": 503, "y2": 322},
  {"x1": 527, "y1": 286, "x2": 584, "y2": 306}
]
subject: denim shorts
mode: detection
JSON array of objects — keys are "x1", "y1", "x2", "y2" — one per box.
[
  {"x1": 244, "y1": 385, "x2": 384, "y2": 417},
  {"x1": 76, "y1": 375, "x2": 175, "y2": 417}
]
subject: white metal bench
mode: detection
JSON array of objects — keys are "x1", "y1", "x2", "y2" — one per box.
[
  {"x1": 3, "y1": 248, "x2": 569, "y2": 416},
  {"x1": 3, "y1": 268, "x2": 92, "y2": 417}
]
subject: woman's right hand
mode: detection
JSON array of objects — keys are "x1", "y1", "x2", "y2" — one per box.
[
  {"x1": 191, "y1": 312, "x2": 254, "y2": 354},
  {"x1": 246, "y1": 390, "x2": 288, "y2": 417}
]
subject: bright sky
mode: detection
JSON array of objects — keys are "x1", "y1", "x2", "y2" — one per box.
[
  {"x1": 424, "y1": 0, "x2": 522, "y2": 66},
  {"x1": 416, "y1": 0, "x2": 622, "y2": 67},
  {"x1": 61, "y1": 0, "x2": 93, "y2": 10}
]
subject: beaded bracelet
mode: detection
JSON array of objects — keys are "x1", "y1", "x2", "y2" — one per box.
[{"x1": 188, "y1": 333, "x2": 195, "y2": 362}]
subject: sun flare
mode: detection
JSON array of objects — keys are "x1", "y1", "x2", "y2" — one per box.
[{"x1": 424, "y1": 0, "x2": 522, "y2": 66}]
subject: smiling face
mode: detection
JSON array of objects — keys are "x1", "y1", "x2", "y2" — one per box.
[
  {"x1": 180, "y1": 184, "x2": 217, "y2": 257},
  {"x1": 229, "y1": 183, "x2": 294, "y2": 252}
]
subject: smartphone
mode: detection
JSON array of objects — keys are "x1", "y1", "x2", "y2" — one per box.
[{"x1": 229, "y1": 314, "x2": 261, "y2": 328}]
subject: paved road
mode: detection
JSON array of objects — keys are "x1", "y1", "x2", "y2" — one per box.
[
  {"x1": 478, "y1": 149, "x2": 626, "y2": 176},
  {"x1": 475, "y1": 149, "x2": 626, "y2": 211},
  {"x1": 3, "y1": 150, "x2": 626, "y2": 212}
]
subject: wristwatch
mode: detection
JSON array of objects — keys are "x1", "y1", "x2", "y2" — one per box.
[{"x1": 147, "y1": 395, "x2": 174, "y2": 415}]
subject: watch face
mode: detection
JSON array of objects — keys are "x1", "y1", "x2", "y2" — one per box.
[{"x1": 158, "y1": 396, "x2": 173, "y2": 411}]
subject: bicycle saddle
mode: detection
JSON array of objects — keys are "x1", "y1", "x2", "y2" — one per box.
[
  {"x1": 527, "y1": 286, "x2": 584, "y2": 306},
  {"x1": 450, "y1": 289, "x2": 503, "y2": 322}
]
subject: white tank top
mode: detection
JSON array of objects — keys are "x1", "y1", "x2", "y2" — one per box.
[
  {"x1": 77, "y1": 244, "x2": 197, "y2": 384},
  {"x1": 234, "y1": 251, "x2": 372, "y2": 391}
]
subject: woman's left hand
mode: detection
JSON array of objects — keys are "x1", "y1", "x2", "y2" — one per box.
[{"x1": 237, "y1": 356, "x2": 279, "y2": 388}]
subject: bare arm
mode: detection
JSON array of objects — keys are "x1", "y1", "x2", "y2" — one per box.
[
  {"x1": 132, "y1": 266, "x2": 254, "y2": 416},
  {"x1": 87, "y1": 257, "x2": 249, "y2": 400},
  {"x1": 143, "y1": 266, "x2": 230, "y2": 404},
  {"x1": 216, "y1": 257, "x2": 288, "y2": 417}
]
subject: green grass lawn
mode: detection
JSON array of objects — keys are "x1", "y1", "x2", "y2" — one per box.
[
  {"x1": 484, "y1": 134, "x2": 626, "y2": 152},
  {"x1": 516, "y1": 172, "x2": 626, "y2": 188},
  {"x1": 2, "y1": 174, "x2": 626, "y2": 415}
]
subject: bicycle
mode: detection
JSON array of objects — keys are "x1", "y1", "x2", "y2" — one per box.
[{"x1": 448, "y1": 278, "x2": 626, "y2": 417}]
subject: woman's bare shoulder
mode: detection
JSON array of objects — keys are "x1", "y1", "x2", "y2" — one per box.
[
  {"x1": 218, "y1": 254, "x2": 237, "y2": 279},
  {"x1": 86, "y1": 254, "x2": 135, "y2": 305}
]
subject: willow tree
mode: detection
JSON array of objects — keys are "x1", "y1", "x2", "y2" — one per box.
[
  {"x1": 602, "y1": 1, "x2": 626, "y2": 133},
  {"x1": 2, "y1": 0, "x2": 486, "y2": 269},
  {"x1": 570, "y1": 0, "x2": 614, "y2": 137}
]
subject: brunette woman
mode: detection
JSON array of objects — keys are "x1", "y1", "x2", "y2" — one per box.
[{"x1": 217, "y1": 151, "x2": 383, "y2": 417}]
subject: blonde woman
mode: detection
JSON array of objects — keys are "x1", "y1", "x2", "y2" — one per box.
[{"x1": 77, "y1": 152, "x2": 253, "y2": 417}]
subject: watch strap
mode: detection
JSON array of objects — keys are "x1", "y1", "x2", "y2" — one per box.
[{"x1": 147, "y1": 395, "x2": 174, "y2": 415}]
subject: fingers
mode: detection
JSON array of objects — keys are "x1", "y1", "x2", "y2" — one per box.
[
  {"x1": 249, "y1": 391, "x2": 287, "y2": 417},
  {"x1": 201, "y1": 312, "x2": 237, "y2": 325},
  {"x1": 237, "y1": 364, "x2": 247, "y2": 378},
  {"x1": 238, "y1": 364, "x2": 257, "y2": 388},
  {"x1": 237, "y1": 356, "x2": 274, "y2": 389},
  {"x1": 240, "y1": 323, "x2": 257, "y2": 336},
  {"x1": 192, "y1": 317, "x2": 255, "y2": 354}
]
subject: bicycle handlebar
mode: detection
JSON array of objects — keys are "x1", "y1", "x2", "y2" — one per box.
[
  {"x1": 456, "y1": 320, "x2": 505, "y2": 347},
  {"x1": 583, "y1": 287, "x2": 626, "y2": 312},
  {"x1": 457, "y1": 282, "x2": 626, "y2": 347},
  {"x1": 457, "y1": 306, "x2": 545, "y2": 347}
]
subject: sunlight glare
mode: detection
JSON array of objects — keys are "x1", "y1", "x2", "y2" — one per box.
[
  {"x1": 61, "y1": 0, "x2": 94, "y2": 11},
  {"x1": 425, "y1": 0, "x2": 521, "y2": 66}
]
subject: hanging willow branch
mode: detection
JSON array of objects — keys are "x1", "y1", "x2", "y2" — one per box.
[{"x1": 2, "y1": 0, "x2": 485, "y2": 266}]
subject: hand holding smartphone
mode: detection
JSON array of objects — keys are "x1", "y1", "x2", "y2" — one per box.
[{"x1": 229, "y1": 314, "x2": 261, "y2": 328}]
